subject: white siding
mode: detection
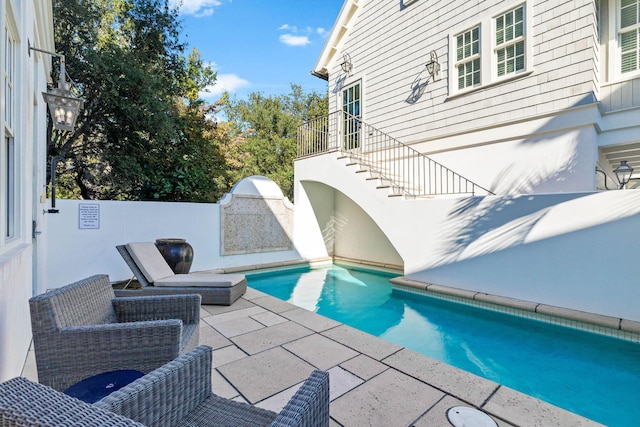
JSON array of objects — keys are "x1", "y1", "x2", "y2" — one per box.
[
  {"x1": 329, "y1": 0, "x2": 599, "y2": 142},
  {"x1": 0, "y1": 0, "x2": 52, "y2": 382}
]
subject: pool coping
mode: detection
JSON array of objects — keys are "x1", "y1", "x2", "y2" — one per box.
[
  {"x1": 213, "y1": 258, "x2": 640, "y2": 342},
  {"x1": 391, "y1": 277, "x2": 640, "y2": 342}
]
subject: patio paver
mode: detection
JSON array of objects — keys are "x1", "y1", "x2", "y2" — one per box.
[
  {"x1": 230, "y1": 320, "x2": 314, "y2": 355},
  {"x1": 321, "y1": 324, "x2": 403, "y2": 360},
  {"x1": 384, "y1": 347, "x2": 500, "y2": 407},
  {"x1": 217, "y1": 346, "x2": 315, "y2": 404},
  {"x1": 283, "y1": 334, "x2": 359, "y2": 371},
  {"x1": 20, "y1": 287, "x2": 606, "y2": 427},
  {"x1": 329, "y1": 368, "x2": 445, "y2": 427},
  {"x1": 280, "y1": 307, "x2": 341, "y2": 332}
]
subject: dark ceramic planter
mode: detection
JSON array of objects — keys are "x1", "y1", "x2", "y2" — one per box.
[{"x1": 155, "y1": 238, "x2": 194, "y2": 274}]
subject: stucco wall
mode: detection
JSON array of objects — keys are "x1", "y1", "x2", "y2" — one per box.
[
  {"x1": 295, "y1": 153, "x2": 640, "y2": 322},
  {"x1": 44, "y1": 178, "x2": 311, "y2": 290}
]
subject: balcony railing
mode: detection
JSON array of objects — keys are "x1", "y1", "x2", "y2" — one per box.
[{"x1": 297, "y1": 111, "x2": 494, "y2": 197}]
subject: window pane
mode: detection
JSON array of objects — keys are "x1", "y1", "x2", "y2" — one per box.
[
  {"x1": 621, "y1": 30, "x2": 637, "y2": 51},
  {"x1": 498, "y1": 61, "x2": 505, "y2": 76},
  {"x1": 5, "y1": 137, "x2": 15, "y2": 238},
  {"x1": 621, "y1": 30, "x2": 639, "y2": 72},
  {"x1": 621, "y1": 0, "x2": 639, "y2": 28},
  {"x1": 622, "y1": 51, "x2": 638, "y2": 72},
  {"x1": 457, "y1": 26, "x2": 480, "y2": 61},
  {"x1": 515, "y1": 54, "x2": 525, "y2": 71}
]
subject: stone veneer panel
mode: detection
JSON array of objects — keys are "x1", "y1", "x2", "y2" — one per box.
[{"x1": 221, "y1": 195, "x2": 294, "y2": 255}]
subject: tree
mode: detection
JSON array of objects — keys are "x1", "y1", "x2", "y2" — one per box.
[
  {"x1": 50, "y1": 0, "x2": 225, "y2": 202},
  {"x1": 223, "y1": 85, "x2": 328, "y2": 200}
]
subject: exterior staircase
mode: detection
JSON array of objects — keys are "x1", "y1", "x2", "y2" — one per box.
[{"x1": 298, "y1": 111, "x2": 494, "y2": 198}]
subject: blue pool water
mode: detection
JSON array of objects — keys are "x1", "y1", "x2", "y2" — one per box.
[{"x1": 247, "y1": 265, "x2": 640, "y2": 427}]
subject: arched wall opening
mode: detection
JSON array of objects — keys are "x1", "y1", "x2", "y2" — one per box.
[{"x1": 299, "y1": 180, "x2": 403, "y2": 269}]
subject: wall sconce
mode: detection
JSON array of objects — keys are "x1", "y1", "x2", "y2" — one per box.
[
  {"x1": 596, "y1": 160, "x2": 634, "y2": 190},
  {"x1": 425, "y1": 50, "x2": 440, "y2": 80},
  {"x1": 341, "y1": 53, "x2": 353, "y2": 75},
  {"x1": 614, "y1": 160, "x2": 634, "y2": 189},
  {"x1": 29, "y1": 42, "x2": 84, "y2": 131}
]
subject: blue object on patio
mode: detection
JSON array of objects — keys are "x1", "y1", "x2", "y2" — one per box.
[
  {"x1": 0, "y1": 346, "x2": 329, "y2": 427},
  {"x1": 64, "y1": 370, "x2": 144, "y2": 403}
]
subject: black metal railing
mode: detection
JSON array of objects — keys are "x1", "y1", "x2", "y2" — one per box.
[{"x1": 297, "y1": 111, "x2": 494, "y2": 197}]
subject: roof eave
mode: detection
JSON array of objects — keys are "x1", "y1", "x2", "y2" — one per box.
[{"x1": 312, "y1": 0, "x2": 361, "y2": 79}]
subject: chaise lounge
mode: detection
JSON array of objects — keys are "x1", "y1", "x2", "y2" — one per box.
[{"x1": 116, "y1": 242, "x2": 247, "y2": 305}]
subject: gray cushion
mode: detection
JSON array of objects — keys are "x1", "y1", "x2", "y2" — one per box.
[
  {"x1": 126, "y1": 242, "x2": 175, "y2": 283},
  {"x1": 154, "y1": 273, "x2": 245, "y2": 288}
]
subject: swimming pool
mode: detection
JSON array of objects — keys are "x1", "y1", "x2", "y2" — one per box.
[{"x1": 247, "y1": 264, "x2": 640, "y2": 427}]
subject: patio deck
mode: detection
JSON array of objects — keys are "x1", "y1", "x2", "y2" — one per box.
[{"x1": 21, "y1": 287, "x2": 602, "y2": 426}]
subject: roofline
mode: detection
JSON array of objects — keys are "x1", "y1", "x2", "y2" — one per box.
[
  {"x1": 310, "y1": 70, "x2": 329, "y2": 81},
  {"x1": 312, "y1": 0, "x2": 361, "y2": 78}
]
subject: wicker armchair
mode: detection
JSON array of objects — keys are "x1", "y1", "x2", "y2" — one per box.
[
  {"x1": 0, "y1": 346, "x2": 330, "y2": 427},
  {"x1": 0, "y1": 377, "x2": 144, "y2": 426},
  {"x1": 95, "y1": 345, "x2": 330, "y2": 427},
  {"x1": 29, "y1": 274, "x2": 200, "y2": 392}
]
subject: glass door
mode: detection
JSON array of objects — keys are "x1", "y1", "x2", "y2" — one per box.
[{"x1": 342, "y1": 82, "x2": 361, "y2": 151}]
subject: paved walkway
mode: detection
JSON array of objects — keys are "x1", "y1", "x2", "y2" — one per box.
[{"x1": 23, "y1": 287, "x2": 602, "y2": 426}]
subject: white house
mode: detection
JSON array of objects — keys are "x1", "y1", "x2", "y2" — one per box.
[
  {"x1": 294, "y1": 0, "x2": 640, "y2": 321},
  {"x1": 0, "y1": 0, "x2": 53, "y2": 381}
]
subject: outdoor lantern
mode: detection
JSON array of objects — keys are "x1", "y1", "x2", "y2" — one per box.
[
  {"x1": 614, "y1": 160, "x2": 634, "y2": 189},
  {"x1": 29, "y1": 43, "x2": 84, "y2": 131},
  {"x1": 425, "y1": 50, "x2": 440, "y2": 79},
  {"x1": 341, "y1": 53, "x2": 353, "y2": 74}
]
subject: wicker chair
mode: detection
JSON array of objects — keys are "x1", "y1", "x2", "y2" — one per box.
[
  {"x1": 0, "y1": 377, "x2": 143, "y2": 426},
  {"x1": 29, "y1": 274, "x2": 200, "y2": 392},
  {"x1": 96, "y1": 345, "x2": 330, "y2": 427},
  {"x1": 0, "y1": 346, "x2": 330, "y2": 427}
]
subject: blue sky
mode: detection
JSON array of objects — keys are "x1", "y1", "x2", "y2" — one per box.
[{"x1": 171, "y1": 0, "x2": 345, "y2": 101}]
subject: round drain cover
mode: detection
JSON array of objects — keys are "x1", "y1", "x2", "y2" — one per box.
[{"x1": 447, "y1": 406, "x2": 498, "y2": 427}]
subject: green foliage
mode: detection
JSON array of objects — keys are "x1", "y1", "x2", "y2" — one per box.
[
  {"x1": 50, "y1": 0, "x2": 226, "y2": 202},
  {"x1": 223, "y1": 85, "x2": 328, "y2": 200},
  {"x1": 50, "y1": 0, "x2": 327, "y2": 203}
]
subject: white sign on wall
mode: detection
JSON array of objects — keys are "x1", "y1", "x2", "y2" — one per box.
[{"x1": 78, "y1": 203, "x2": 100, "y2": 229}]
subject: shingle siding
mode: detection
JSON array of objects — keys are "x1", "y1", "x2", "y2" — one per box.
[{"x1": 329, "y1": 0, "x2": 600, "y2": 144}]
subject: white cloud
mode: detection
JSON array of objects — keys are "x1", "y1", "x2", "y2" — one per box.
[
  {"x1": 317, "y1": 27, "x2": 328, "y2": 37},
  {"x1": 172, "y1": 0, "x2": 221, "y2": 17},
  {"x1": 200, "y1": 73, "x2": 250, "y2": 98},
  {"x1": 279, "y1": 24, "x2": 298, "y2": 32},
  {"x1": 279, "y1": 34, "x2": 311, "y2": 47}
]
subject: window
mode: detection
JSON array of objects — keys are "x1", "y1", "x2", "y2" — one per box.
[
  {"x1": 495, "y1": 6, "x2": 526, "y2": 77},
  {"x1": 620, "y1": 0, "x2": 640, "y2": 73},
  {"x1": 448, "y1": 2, "x2": 530, "y2": 96},
  {"x1": 4, "y1": 26, "x2": 15, "y2": 129},
  {"x1": 5, "y1": 136, "x2": 14, "y2": 239},
  {"x1": 456, "y1": 27, "x2": 481, "y2": 89},
  {"x1": 3, "y1": 24, "x2": 16, "y2": 241}
]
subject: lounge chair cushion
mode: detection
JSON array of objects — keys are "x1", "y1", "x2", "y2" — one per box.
[
  {"x1": 154, "y1": 273, "x2": 245, "y2": 288},
  {"x1": 126, "y1": 242, "x2": 175, "y2": 283}
]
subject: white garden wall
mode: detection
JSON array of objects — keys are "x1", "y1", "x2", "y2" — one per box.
[{"x1": 43, "y1": 177, "x2": 316, "y2": 291}]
